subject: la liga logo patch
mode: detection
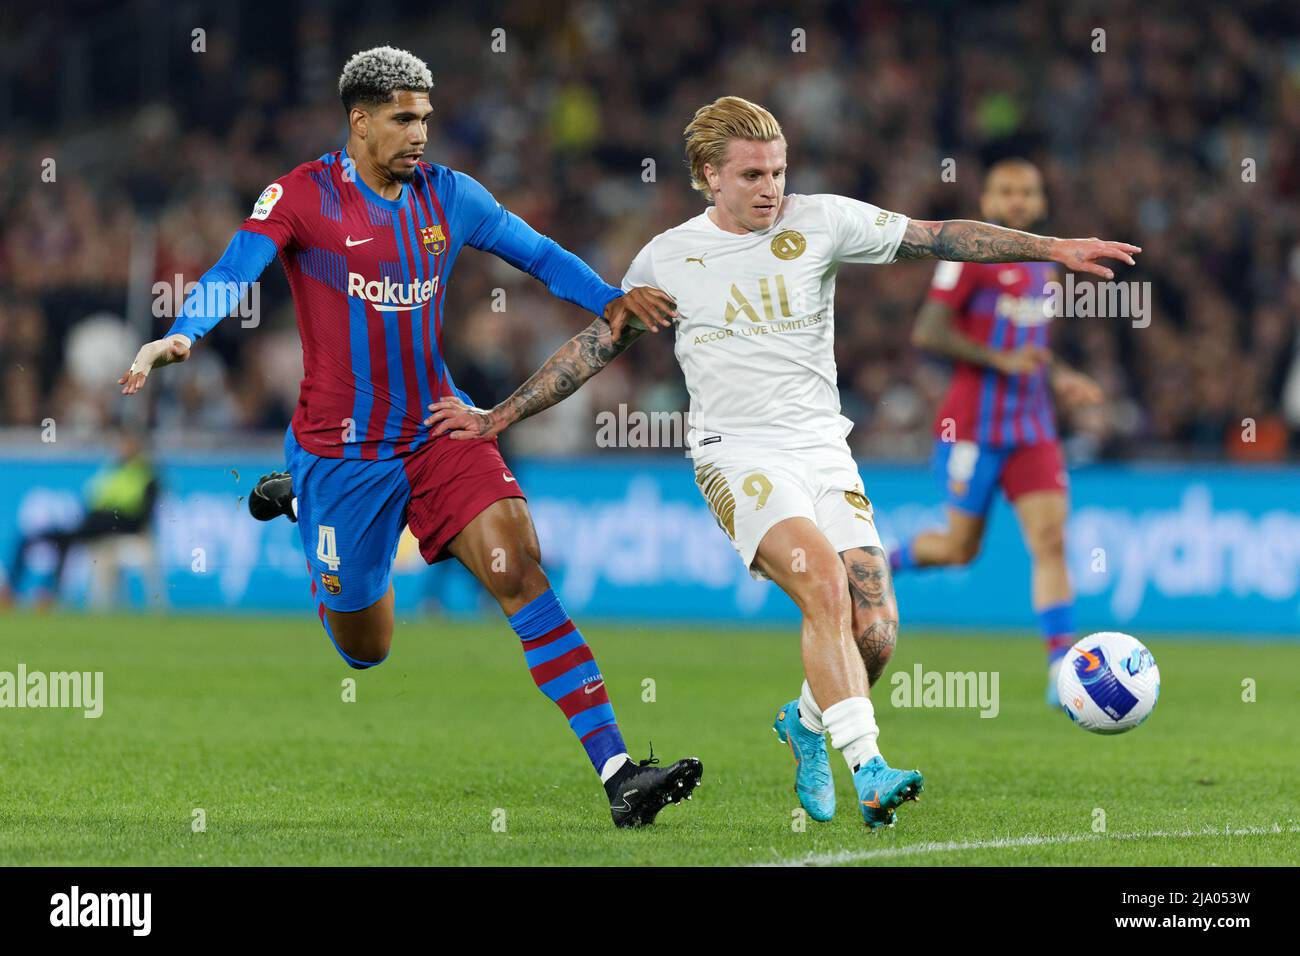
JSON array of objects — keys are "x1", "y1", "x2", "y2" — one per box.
[{"x1": 251, "y1": 183, "x2": 283, "y2": 221}]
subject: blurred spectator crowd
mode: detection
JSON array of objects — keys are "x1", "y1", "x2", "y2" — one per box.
[{"x1": 2, "y1": 0, "x2": 1299, "y2": 461}]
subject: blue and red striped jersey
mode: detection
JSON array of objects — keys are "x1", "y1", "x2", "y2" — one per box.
[
  {"x1": 171, "y1": 150, "x2": 621, "y2": 459},
  {"x1": 926, "y1": 260, "x2": 1058, "y2": 448}
]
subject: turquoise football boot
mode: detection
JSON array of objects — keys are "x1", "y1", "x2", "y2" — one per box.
[
  {"x1": 773, "y1": 699, "x2": 836, "y2": 822},
  {"x1": 853, "y1": 755, "x2": 923, "y2": 829}
]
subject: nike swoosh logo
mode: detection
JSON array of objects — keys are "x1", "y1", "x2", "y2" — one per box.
[
  {"x1": 345, "y1": 236, "x2": 373, "y2": 247},
  {"x1": 612, "y1": 788, "x2": 639, "y2": 812},
  {"x1": 862, "y1": 790, "x2": 881, "y2": 809},
  {"x1": 583, "y1": 681, "x2": 605, "y2": 695},
  {"x1": 502, "y1": 473, "x2": 516, "y2": 483}
]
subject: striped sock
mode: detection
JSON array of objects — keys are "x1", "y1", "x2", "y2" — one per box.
[
  {"x1": 508, "y1": 589, "x2": 628, "y2": 776},
  {"x1": 1038, "y1": 601, "x2": 1076, "y2": 663},
  {"x1": 889, "y1": 541, "x2": 916, "y2": 574}
]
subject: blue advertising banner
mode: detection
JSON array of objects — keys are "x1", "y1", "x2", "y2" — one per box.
[{"x1": 1, "y1": 451, "x2": 1297, "y2": 636}]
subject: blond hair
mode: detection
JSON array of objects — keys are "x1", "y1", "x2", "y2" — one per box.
[{"x1": 683, "y1": 96, "x2": 784, "y2": 202}]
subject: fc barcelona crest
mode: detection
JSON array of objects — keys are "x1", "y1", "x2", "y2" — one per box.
[
  {"x1": 321, "y1": 572, "x2": 342, "y2": 595},
  {"x1": 421, "y1": 224, "x2": 447, "y2": 255}
]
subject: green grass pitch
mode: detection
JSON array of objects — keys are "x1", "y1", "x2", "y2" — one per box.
[{"x1": 1, "y1": 611, "x2": 1296, "y2": 866}]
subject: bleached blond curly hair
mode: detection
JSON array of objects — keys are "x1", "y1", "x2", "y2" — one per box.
[{"x1": 338, "y1": 46, "x2": 433, "y2": 111}]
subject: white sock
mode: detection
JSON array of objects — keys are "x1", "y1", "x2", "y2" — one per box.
[
  {"x1": 290, "y1": 497, "x2": 299, "y2": 519},
  {"x1": 822, "y1": 696, "x2": 880, "y2": 772},
  {"x1": 599, "y1": 752, "x2": 630, "y2": 783},
  {"x1": 798, "y1": 680, "x2": 825, "y2": 735}
]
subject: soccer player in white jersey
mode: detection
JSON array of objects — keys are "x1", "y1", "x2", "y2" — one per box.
[{"x1": 424, "y1": 96, "x2": 1140, "y2": 829}]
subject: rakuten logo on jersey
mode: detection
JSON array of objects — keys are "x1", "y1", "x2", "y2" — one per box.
[
  {"x1": 995, "y1": 293, "x2": 1052, "y2": 327},
  {"x1": 347, "y1": 273, "x2": 439, "y2": 312}
]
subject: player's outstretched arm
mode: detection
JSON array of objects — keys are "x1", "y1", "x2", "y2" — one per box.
[
  {"x1": 896, "y1": 220, "x2": 1140, "y2": 279},
  {"x1": 118, "y1": 229, "x2": 278, "y2": 395},
  {"x1": 424, "y1": 316, "x2": 645, "y2": 440},
  {"x1": 457, "y1": 171, "x2": 677, "y2": 331},
  {"x1": 912, "y1": 299, "x2": 1049, "y2": 375}
]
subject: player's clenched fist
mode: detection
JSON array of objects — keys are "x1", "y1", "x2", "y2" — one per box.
[
  {"x1": 119, "y1": 334, "x2": 193, "y2": 395},
  {"x1": 992, "y1": 344, "x2": 1052, "y2": 376},
  {"x1": 1052, "y1": 366, "x2": 1104, "y2": 408},
  {"x1": 424, "y1": 396, "x2": 504, "y2": 440}
]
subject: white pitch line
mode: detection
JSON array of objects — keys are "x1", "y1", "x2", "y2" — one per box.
[{"x1": 759, "y1": 824, "x2": 1300, "y2": 867}]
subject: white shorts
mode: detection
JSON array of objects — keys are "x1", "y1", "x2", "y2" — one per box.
[{"x1": 692, "y1": 440, "x2": 884, "y2": 580}]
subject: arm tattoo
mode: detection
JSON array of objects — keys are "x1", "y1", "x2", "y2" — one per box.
[
  {"x1": 895, "y1": 219, "x2": 1055, "y2": 263},
  {"x1": 913, "y1": 299, "x2": 1003, "y2": 368},
  {"x1": 495, "y1": 319, "x2": 643, "y2": 427},
  {"x1": 843, "y1": 546, "x2": 899, "y2": 686}
]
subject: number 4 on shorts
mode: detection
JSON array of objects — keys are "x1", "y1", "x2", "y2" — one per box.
[{"x1": 316, "y1": 524, "x2": 341, "y2": 571}]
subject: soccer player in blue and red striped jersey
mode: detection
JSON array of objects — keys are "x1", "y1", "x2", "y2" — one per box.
[
  {"x1": 119, "y1": 46, "x2": 700, "y2": 827},
  {"x1": 890, "y1": 159, "x2": 1106, "y2": 706}
]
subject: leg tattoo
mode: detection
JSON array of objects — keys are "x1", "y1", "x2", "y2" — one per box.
[
  {"x1": 856, "y1": 619, "x2": 899, "y2": 687},
  {"x1": 844, "y1": 546, "x2": 899, "y2": 685}
]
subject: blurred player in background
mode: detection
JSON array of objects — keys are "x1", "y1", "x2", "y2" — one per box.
[
  {"x1": 0, "y1": 431, "x2": 158, "y2": 609},
  {"x1": 118, "y1": 46, "x2": 700, "y2": 828},
  {"x1": 424, "y1": 97, "x2": 1139, "y2": 830},
  {"x1": 890, "y1": 160, "x2": 1104, "y2": 707}
]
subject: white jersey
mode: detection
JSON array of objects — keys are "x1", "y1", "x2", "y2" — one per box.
[{"x1": 621, "y1": 193, "x2": 908, "y2": 450}]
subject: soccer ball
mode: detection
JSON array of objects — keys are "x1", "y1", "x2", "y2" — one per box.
[{"x1": 1057, "y1": 631, "x2": 1160, "y2": 734}]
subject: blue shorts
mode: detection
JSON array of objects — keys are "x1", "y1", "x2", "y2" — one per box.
[
  {"x1": 931, "y1": 439, "x2": 1068, "y2": 517},
  {"x1": 284, "y1": 425, "x2": 525, "y2": 615}
]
